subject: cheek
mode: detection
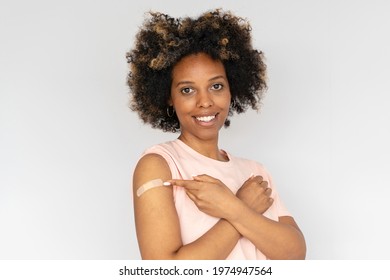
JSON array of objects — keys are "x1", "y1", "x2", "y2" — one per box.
[
  {"x1": 172, "y1": 96, "x2": 194, "y2": 110},
  {"x1": 219, "y1": 95, "x2": 232, "y2": 110},
  {"x1": 172, "y1": 100, "x2": 193, "y2": 118}
]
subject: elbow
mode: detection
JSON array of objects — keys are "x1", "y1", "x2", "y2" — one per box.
[
  {"x1": 272, "y1": 233, "x2": 306, "y2": 260},
  {"x1": 286, "y1": 236, "x2": 307, "y2": 260},
  {"x1": 141, "y1": 251, "x2": 179, "y2": 260},
  {"x1": 273, "y1": 242, "x2": 306, "y2": 260},
  {"x1": 290, "y1": 246, "x2": 306, "y2": 260},
  {"x1": 140, "y1": 248, "x2": 184, "y2": 260},
  {"x1": 285, "y1": 225, "x2": 307, "y2": 260}
]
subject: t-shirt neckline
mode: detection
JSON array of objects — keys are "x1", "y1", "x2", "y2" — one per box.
[{"x1": 174, "y1": 139, "x2": 233, "y2": 166}]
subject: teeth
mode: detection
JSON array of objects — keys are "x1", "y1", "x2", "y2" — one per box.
[{"x1": 196, "y1": 115, "x2": 215, "y2": 122}]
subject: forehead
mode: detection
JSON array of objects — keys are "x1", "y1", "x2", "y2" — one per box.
[{"x1": 171, "y1": 53, "x2": 226, "y2": 81}]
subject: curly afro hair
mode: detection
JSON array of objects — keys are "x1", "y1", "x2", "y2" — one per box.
[{"x1": 126, "y1": 9, "x2": 267, "y2": 132}]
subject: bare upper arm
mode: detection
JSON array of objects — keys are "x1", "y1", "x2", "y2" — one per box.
[
  {"x1": 133, "y1": 153, "x2": 172, "y2": 197},
  {"x1": 133, "y1": 153, "x2": 183, "y2": 259}
]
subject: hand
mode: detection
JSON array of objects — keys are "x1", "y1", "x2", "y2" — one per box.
[
  {"x1": 167, "y1": 174, "x2": 238, "y2": 219},
  {"x1": 236, "y1": 175, "x2": 273, "y2": 214}
]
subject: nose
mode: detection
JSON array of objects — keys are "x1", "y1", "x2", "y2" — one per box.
[{"x1": 196, "y1": 90, "x2": 214, "y2": 108}]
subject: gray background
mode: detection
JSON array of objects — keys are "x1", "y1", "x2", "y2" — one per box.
[{"x1": 1, "y1": 0, "x2": 389, "y2": 259}]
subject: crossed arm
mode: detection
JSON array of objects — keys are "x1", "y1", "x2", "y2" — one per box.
[{"x1": 133, "y1": 153, "x2": 306, "y2": 260}]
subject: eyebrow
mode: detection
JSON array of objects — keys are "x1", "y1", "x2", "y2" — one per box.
[{"x1": 174, "y1": 75, "x2": 227, "y2": 88}]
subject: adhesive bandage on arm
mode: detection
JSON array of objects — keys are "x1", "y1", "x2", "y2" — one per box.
[{"x1": 136, "y1": 178, "x2": 170, "y2": 197}]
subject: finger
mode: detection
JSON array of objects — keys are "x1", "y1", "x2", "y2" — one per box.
[
  {"x1": 254, "y1": 175, "x2": 264, "y2": 182},
  {"x1": 264, "y1": 187, "x2": 272, "y2": 196},
  {"x1": 165, "y1": 179, "x2": 200, "y2": 190},
  {"x1": 186, "y1": 190, "x2": 197, "y2": 202},
  {"x1": 259, "y1": 180, "x2": 268, "y2": 188},
  {"x1": 244, "y1": 173, "x2": 255, "y2": 183},
  {"x1": 192, "y1": 174, "x2": 220, "y2": 183}
]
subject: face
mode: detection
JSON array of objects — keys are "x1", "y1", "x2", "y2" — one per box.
[{"x1": 170, "y1": 53, "x2": 231, "y2": 143}]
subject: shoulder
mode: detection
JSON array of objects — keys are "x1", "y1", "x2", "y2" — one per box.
[
  {"x1": 133, "y1": 145, "x2": 173, "y2": 189},
  {"x1": 134, "y1": 140, "x2": 181, "y2": 177},
  {"x1": 134, "y1": 152, "x2": 171, "y2": 178},
  {"x1": 142, "y1": 140, "x2": 181, "y2": 159},
  {"x1": 136, "y1": 153, "x2": 169, "y2": 170},
  {"x1": 141, "y1": 140, "x2": 186, "y2": 169}
]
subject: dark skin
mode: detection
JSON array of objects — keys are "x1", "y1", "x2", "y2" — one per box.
[{"x1": 133, "y1": 53, "x2": 306, "y2": 259}]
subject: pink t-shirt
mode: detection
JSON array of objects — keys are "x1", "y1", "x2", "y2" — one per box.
[{"x1": 143, "y1": 139, "x2": 291, "y2": 259}]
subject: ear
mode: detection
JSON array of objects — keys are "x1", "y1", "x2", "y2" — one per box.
[{"x1": 167, "y1": 98, "x2": 173, "y2": 106}]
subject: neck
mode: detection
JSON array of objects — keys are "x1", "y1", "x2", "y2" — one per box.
[{"x1": 178, "y1": 134, "x2": 228, "y2": 161}]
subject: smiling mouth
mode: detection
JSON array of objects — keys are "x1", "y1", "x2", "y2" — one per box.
[{"x1": 195, "y1": 114, "x2": 217, "y2": 122}]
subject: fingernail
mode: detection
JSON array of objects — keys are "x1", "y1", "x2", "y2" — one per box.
[{"x1": 163, "y1": 182, "x2": 171, "y2": 186}]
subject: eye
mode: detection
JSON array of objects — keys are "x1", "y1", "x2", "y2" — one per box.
[
  {"x1": 180, "y1": 87, "x2": 195, "y2": 95},
  {"x1": 211, "y1": 83, "x2": 223, "y2": 90}
]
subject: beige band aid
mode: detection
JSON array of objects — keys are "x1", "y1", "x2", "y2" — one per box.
[{"x1": 136, "y1": 178, "x2": 164, "y2": 197}]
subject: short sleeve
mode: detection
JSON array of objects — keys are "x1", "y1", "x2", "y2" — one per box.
[{"x1": 142, "y1": 145, "x2": 181, "y2": 179}]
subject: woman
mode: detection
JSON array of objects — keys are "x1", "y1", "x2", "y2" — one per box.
[{"x1": 127, "y1": 9, "x2": 306, "y2": 260}]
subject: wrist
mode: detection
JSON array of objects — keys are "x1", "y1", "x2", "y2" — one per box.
[{"x1": 224, "y1": 197, "x2": 247, "y2": 223}]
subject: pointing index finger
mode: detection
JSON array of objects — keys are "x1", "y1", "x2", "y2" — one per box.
[{"x1": 164, "y1": 178, "x2": 200, "y2": 190}]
